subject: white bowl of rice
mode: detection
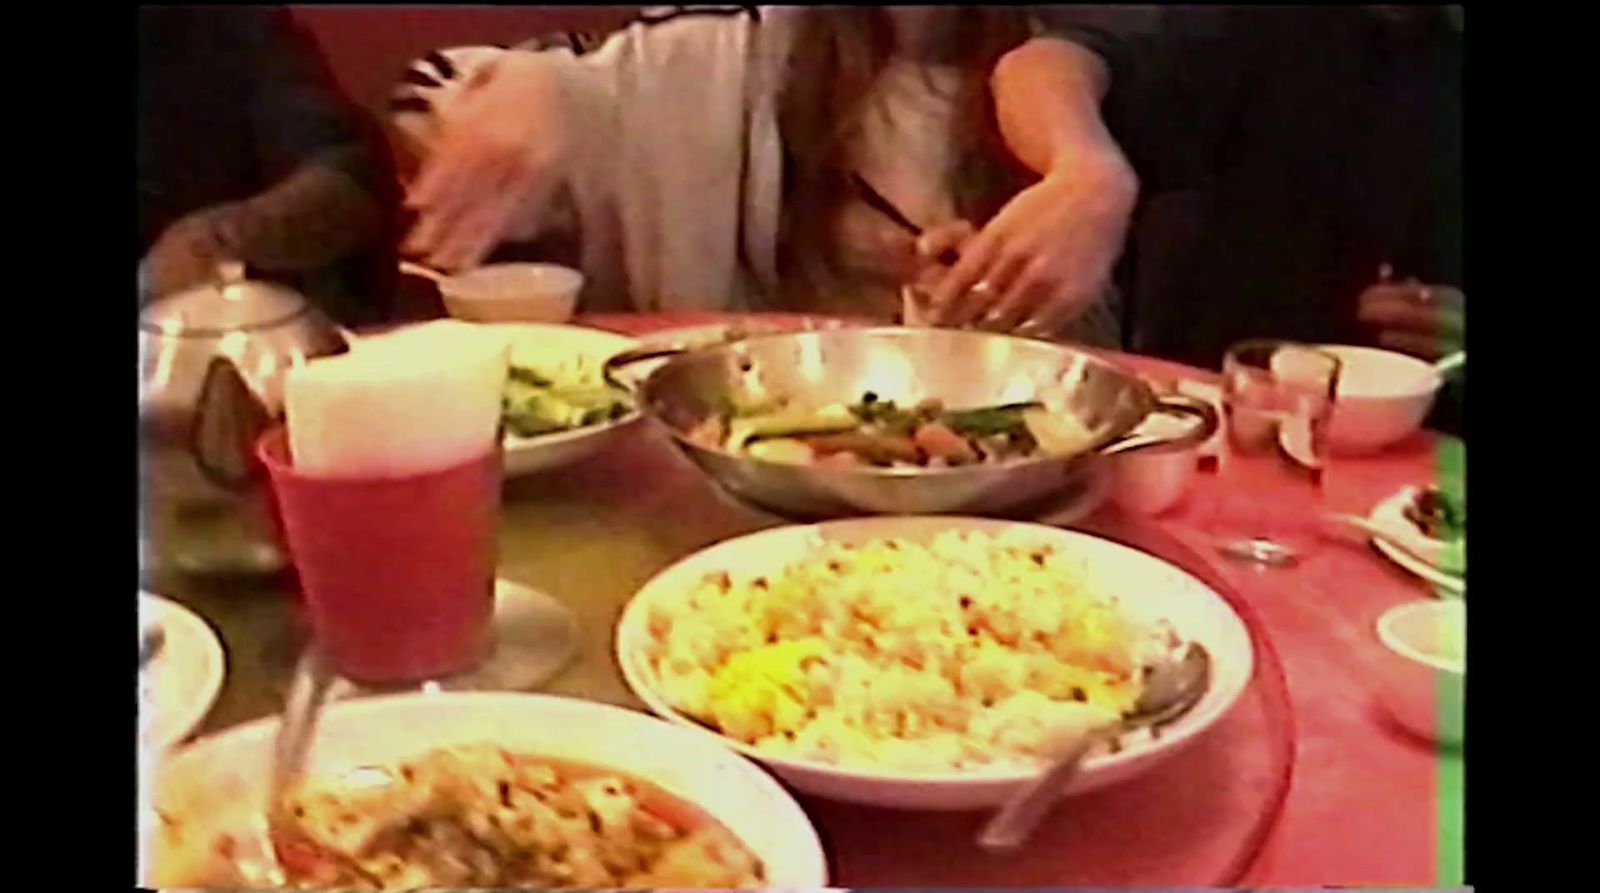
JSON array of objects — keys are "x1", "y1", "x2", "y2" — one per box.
[{"x1": 616, "y1": 517, "x2": 1254, "y2": 810}]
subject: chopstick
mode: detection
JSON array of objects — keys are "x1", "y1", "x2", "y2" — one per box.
[{"x1": 849, "y1": 173, "x2": 960, "y2": 266}]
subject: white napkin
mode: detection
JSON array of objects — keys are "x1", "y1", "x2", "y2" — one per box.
[{"x1": 285, "y1": 321, "x2": 509, "y2": 478}]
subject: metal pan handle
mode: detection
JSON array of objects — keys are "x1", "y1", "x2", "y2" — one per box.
[
  {"x1": 602, "y1": 345, "x2": 688, "y2": 395},
  {"x1": 1100, "y1": 393, "x2": 1219, "y2": 457}
]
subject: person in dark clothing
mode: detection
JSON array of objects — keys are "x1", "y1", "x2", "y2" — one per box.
[
  {"x1": 1044, "y1": 5, "x2": 1463, "y2": 430},
  {"x1": 1108, "y1": 5, "x2": 1462, "y2": 362},
  {"x1": 137, "y1": 5, "x2": 398, "y2": 325}
]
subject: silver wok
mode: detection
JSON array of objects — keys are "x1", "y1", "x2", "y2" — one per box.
[{"x1": 606, "y1": 327, "x2": 1216, "y2": 518}]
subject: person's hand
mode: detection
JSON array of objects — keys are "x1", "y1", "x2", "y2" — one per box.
[
  {"x1": 141, "y1": 206, "x2": 242, "y2": 299},
  {"x1": 1357, "y1": 281, "x2": 1464, "y2": 359},
  {"x1": 919, "y1": 151, "x2": 1137, "y2": 335},
  {"x1": 403, "y1": 52, "x2": 569, "y2": 271},
  {"x1": 904, "y1": 219, "x2": 973, "y2": 323}
]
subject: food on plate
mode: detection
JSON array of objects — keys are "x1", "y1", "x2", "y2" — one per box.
[
  {"x1": 163, "y1": 745, "x2": 765, "y2": 889},
  {"x1": 503, "y1": 361, "x2": 632, "y2": 438},
  {"x1": 1403, "y1": 485, "x2": 1466, "y2": 542},
  {"x1": 638, "y1": 530, "x2": 1190, "y2": 772},
  {"x1": 1398, "y1": 484, "x2": 1466, "y2": 577},
  {"x1": 684, "y1": 391, "x2": 1098, "y2": 469}
]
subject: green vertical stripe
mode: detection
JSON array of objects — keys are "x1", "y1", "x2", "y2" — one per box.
[
  {"x1": 1438, "y1": 752, "x2": 1465, "y2": 883},
  {"x1": 1435, "y1": 435, "x2": 1465, "y2": 884}
]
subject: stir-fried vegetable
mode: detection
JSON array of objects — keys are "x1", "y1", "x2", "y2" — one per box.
[
  {"x1": 726, "y1": 404, "x2": 858, "y2": 449},
  {"x1": 688, "y1": 389, "x2": 1097, "y2": 469},
  {"x1": 851, "y1": 393, "x2": 1040, "y2": 438},
  {"x1": 503, "y1": 363, "x2": 632, "y2": 438},
  {"x1": 940, "y1": 403, "x2": 1039, "y2": 436}
]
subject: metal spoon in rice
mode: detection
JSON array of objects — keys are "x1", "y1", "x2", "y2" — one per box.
[{"x1": 977, "y1": 642, "x2": 1212, "y2": 852}]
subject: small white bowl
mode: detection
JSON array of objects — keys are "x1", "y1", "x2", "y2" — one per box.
[
  {"x1": 1375, "y1": 600, "x2": 1465, "y2": 746},
  {"x1": 1320, "y1": 345, "x2": 1443, "y2": 454},
  {"x1": 439, "y1": 263, "x2": 583, "y2": 323},
  {"x1": 1109, "y1": 410, "x2": 1204, "y2": 516}
]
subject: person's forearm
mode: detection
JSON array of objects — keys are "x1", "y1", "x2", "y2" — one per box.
[
  {"x1": 991, "y1": 37, "x2": 1122, "y2": 177},
  {"x1": 225, "y1": 154, "x2": 382, "y2": 273}
]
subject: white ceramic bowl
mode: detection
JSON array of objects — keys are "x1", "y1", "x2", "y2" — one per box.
[
  {"x1": 1320, "y1": 345, "x2": 1443, "y2": 454},
  {"x1": 1375, "y1": 600, "x2": 1465, "y2": 745},
  {"x1": 139, "y1": 693, "x2": 828, "y2": 888},
  {"x1": 440, "y1": 263, "x2": 584, "y2": 323},
  {"x1": 617, "y1": 516, "x2": 1255, "y2": 810}
]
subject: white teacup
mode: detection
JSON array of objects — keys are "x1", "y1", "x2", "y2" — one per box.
[{"x1": 1320, "y1": 345, "x2": 1445, "y2": 454}]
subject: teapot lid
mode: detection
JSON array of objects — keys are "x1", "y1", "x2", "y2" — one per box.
[{"x1": 139, "y1": 262, "x2": 312, "y2": 337}]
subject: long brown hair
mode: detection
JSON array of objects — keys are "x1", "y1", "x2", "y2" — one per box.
[{"x1": 775, "y1": 7, "x2": 1033, "y2": 298}]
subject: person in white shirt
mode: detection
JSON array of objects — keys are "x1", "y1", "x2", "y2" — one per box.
[{"x1": 394, "y1": 6, "x2": 1136, "y2": 345}]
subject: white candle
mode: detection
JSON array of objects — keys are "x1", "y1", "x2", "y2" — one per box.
[{"x1": 285, "y1": 321, "x2": 509, "y2": 478}]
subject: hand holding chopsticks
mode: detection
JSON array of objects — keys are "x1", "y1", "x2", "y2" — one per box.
[
  {"x1": 849, "y1": 174, "x2": 1003, "y2": 330},
  {"x1": 851, "y1": 162, "x2": 1133, "y2": 339},
  {"x1": 848, "y1": 173, "x2": 960, "y2": 267}
]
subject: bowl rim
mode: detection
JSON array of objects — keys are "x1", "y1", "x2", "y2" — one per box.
[
  {"x1": 1376, "y1": 599, "x2": 1466, "y2": 674},
  {"x1": 504, "y1": 408, "x2": 643, "y2": 451},
  {"x1": 442, "y1": 262, "x2": 586, "y2": 298},
  {"x1": 1319, "y1": 344, "x2": 1443, "y2": 399},
  {"x1": 138, "y1": 592, "x2": 227, "y2": 750},
  {"x1": 614, "y1": 517, "x2": 1255, "y2": 789}
]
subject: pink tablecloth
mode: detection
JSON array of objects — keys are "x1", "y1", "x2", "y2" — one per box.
[{"x1": 580, "y1": 312, "x2": 1462, "y2": 887}]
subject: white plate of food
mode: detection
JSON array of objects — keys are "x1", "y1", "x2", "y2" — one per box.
[
  {"x1": 1369, "y1": 485, "x2": 1465, "y2": 597},
  {"x1": 141, "y1": 693, "x2": 827, "y2": 889},
  {"x1": 616, "y1": 516, "x2": 1254, "y2": 810},
  {"x1": 139, "y1": 592, "x2": 227, "y2": 751},
  {"x1": 353, "y1": 322, "x2": 644, "y2": 476}
]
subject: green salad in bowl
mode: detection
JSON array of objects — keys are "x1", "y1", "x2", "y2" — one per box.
[
  {"x1": 491, "y1": 323, "x2": 643, "y2": 475},
  {"x1": 503, "y1": 362, "x2": 632, "y2": 438}
]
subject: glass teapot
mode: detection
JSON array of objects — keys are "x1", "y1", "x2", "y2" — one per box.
[{"x1": 138, "y1": 263, "x2": 348, "y2": 579}]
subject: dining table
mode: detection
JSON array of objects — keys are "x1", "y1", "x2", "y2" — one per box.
[{"x1": 143, "y1": 310, "x2": 1465, "y2": 889}]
